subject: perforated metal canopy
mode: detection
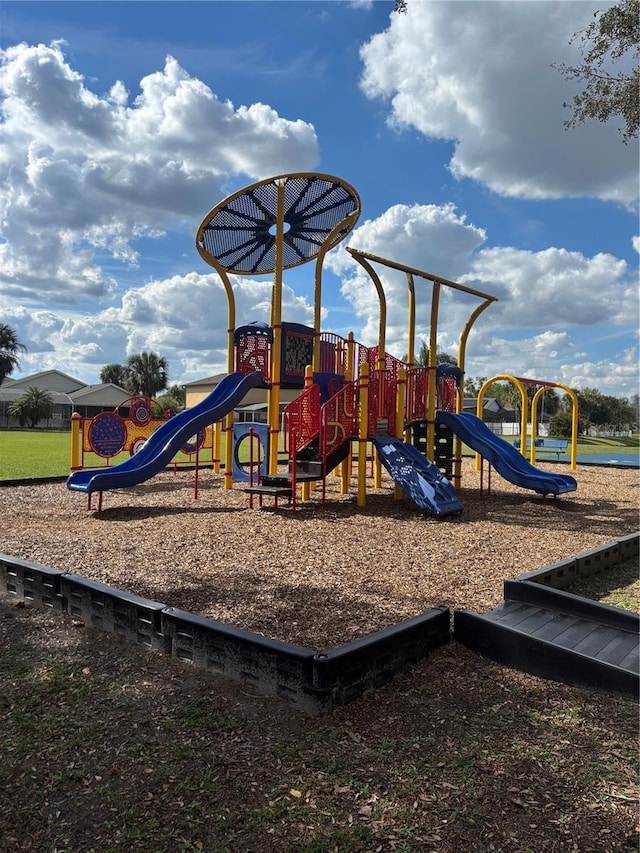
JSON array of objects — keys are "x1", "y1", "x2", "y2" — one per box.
[{"x1": 196, "y1": 172, "x2": 360, "y2": 275}]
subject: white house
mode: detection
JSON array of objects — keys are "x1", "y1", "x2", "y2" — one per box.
[{"x1": 0, "y1": 370, "x2": 131, "y2": 429}]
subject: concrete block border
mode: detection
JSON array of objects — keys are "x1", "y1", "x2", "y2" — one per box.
[
  {"x1": 1, "y1": 532, "x2": 637, "y2": 711},
  {"x1": 0, "y1": 553, "x2": 450, "y2": 715},
  {"x1": 513, "y1": 532, "x2": 638, "y2": 588}
]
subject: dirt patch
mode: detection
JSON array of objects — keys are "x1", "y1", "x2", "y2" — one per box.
[
  {"x1": 0, "y1": 461, "x2": 638, "y2": 852},
  {"x1": 1, "y1": 597, "x2": 638, "y2": 853}
]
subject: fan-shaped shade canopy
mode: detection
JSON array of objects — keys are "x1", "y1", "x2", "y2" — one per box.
[{"x1": 196, "y1": 172, "x2": 360, "y2": 275}]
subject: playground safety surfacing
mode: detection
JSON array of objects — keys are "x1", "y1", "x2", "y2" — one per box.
[{"x1": 1, "y1": 533, "x2": 637, "y2": 714}]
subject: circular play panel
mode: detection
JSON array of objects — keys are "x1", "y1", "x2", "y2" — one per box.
[{"x1": 88, "y1": 412, "x2": 127, "y2": 458}]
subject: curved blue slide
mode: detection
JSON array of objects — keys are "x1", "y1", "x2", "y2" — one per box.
[
  {"x1": 67, "y1": 371, "x2": 264, "y2": 494},
  {"x1": 436, "y1": 411, "x2": 577, "y2": 496}
]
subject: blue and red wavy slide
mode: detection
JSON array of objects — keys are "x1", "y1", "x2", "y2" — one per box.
[
  {"x1": 436, "y1": 410, "x2": 577, "y2": 496},
  {"x1": 66, "y1": 371, "x2": 263, "y2": 494}
]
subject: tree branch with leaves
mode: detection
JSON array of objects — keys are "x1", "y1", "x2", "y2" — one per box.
[
  {"x1": 554, "y1": 0, "x2": 639, "y2": 144},
  {"x1": 0, "y1": 324, "x2": 27, "y2": 386}
]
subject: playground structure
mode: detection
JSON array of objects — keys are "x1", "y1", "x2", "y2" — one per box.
[
  {"x1": 27, "y1": 170, "x2": 636, "y2": 711},
  {"x1": 68, "y1": 375, "x2": 261, "y2": 510},
  {"x1": 67, "y1": 171, "x2": 577, "y2": 513}
]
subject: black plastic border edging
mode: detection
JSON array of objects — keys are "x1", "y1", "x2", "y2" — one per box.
[
  {"x1": 313, "y1": 606, "x2": 451, "y2": 707},
  {"x1": 0, "y1": 553, "x2": 450, "y2": 716},
  {"x1": 3, "y1": 534, "x2": 636, "y2": 710},
  {"x1": 453, "y1": 532, "x2": 640, "y2": 700},
  {"x1": 453, "y1": 608, "x2": 639, "y2": 700},
  {"x1": 503, "y1": 579, "x2": 639, "y2": 634}
]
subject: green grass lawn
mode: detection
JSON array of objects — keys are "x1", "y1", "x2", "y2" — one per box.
[
  {"x1": 1, "y1": 430, "x2": 72, "y2": 479},
  {"x1": 0, "y1": 428, "x2": 275, "y2": 481},
  {"x1": 562, "y1": 434, "x2": 639, "y2": 454},
  {"x1": 461, "y1": 433, "x2": 639, "y2": 459},
  {"x1": 0, "y1": 429, "x2": 637, "y2": 481}
]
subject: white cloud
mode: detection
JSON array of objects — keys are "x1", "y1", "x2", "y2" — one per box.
[
  {"x1": 5, "y1": 198, "x2": 638, "y2": 397},
  {"x1": 359, "y1": 1, "x2": 639, "y2": 203},
  {"x1": 3, "y1": 271, "x2": 317, "y2": 385},
  {"x1": 327, "y1": 202, "x2": 487, "y2": 353},
  {"x1": 463, "y1": 246, "x2": 636, "y2": 328},
  {"x1": 0, "y1": 42, "x2": 319, "y2": 301},
  {"x1": 329, "y1": 203, "x2": 638, "y2": 397},
  {"x1": 1, "y1": 30, "x2": 637, "y2": 402},
  {"x1": 472, "y1": 333, "x2": 640, "y2": 402}
]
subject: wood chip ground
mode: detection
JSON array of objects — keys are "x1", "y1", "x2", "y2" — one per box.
[{"x1": 1, "y1": 459, "x2": 638, "y2": 649}]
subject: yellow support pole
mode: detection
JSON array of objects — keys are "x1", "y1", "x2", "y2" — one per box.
[
  {"x1": 406, "y1": 273, "x2": 416, "y2": 369},
  {"x1": 347, "y1": 252, "x2": 386, "y2": 488},
  {"x1": 312, "y1": 210, "x2": 360, "y2": 372},
  {"x1": 454, "y1": 298, "x2": 495, "y2": 487},
  {"x1": 531, "y1": 383, "x2": 578, "y2": 470},
  {"x1": 339, "y1": 451, "x2": 351, "y2": 495},
  {"x1": 267, "y1": 179, "x2": 286, "y2": 476},
  {"x1": 70, "y1": 412, "x2": 82, "y2": 470},
  {"x1": 221, "y1": 297, "x2": 236, "y2": 489},
  {"x1": 344, "y1": 245, "x2": 499, "y2": 483},
  {"x1": 339, "y1": 332, "x2": 356, "y2": 495},
  {"x1": 531, "y1": 387, "x2": 543, "y2": 466},
  {"x1": 345, "y1": 331, "x2": 356, "y2": 382},
  {"x1": 476, "y1": 374, "x2": 528, "y2": 471},
  {"x1": 213, "y1": 421, "x2": 221, "y2": 474},
  {"x1": 193, "y1": 234, "x2": 238, "y2": 489},
  {"x1": 405, "y1": 273, "x2": 416, "y2": 446},
  {"x1": 394, "y1": 368, "x2": 406, "y2": 501},
  {"x1": 567, "y1": 388, "x2": 579, "y2": 470},
  {"x1": 426, "y1": 281, "x2": 441, "y2": 462},
  {"x1": 357, "y1": 362, "x2": 369, "y2": 508}
]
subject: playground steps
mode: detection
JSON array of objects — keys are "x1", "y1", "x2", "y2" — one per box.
[
  {"x1": 375, "y1": 418, "x2": 389, "y2": 437},
  {"x1": 454, "y1": 579, "x2": 639, "y2": 700},
  {"x1": 242, "y1": 443, "x2": 351, "y2": 503},
  {"x1": 242, "y1": 482, "x2": 293, "y2": 498},
  {"x1": 242, "y1": 470, "x2": 320, "y2": 501}
]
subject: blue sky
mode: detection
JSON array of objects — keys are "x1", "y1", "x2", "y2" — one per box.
[{"x1": 0, "y1": 0, "x2": 638, "y2": 398}]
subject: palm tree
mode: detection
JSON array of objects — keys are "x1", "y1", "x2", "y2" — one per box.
[
  {"x1": 100, "y1": 363, "x2": 128, "y2": 387},
  {"x1": 412, "y1": 341, "x2": 458, "y2": 367},
  {"x1": 9, "y1": 387, "x2": 53, "y2": 428},
  {"x1": 0, "y1": 324, "x2": 27, "y2": 386},
  {"x1": 124, "y1": 351, "x2": 169, "y2": 399}
]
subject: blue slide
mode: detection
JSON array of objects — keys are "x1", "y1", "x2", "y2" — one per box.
[
  {"x1": 67, "y1": 371, "x2": 263, "y2": 494},
  {"x1": 436, "y1": 411, "x2": 577, "y2": 496},
  {"x1": 373, "y1": 437, "x2": 463, "y2": 517}
]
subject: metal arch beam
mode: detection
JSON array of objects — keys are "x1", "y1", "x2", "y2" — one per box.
[
  {"x1": 312, "y1": 209, "x2": 361, "y2": 372},
  {"x1": 531, "y1": 383, "x2": 579, "y2": 469},
  {"x1": 345, "y1": 248, "x2": 498, "y2": 303}
]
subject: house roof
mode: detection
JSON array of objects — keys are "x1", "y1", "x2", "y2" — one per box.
[
  {"x1": 4, "y1": 369, "x2": 86, "y2": 393},
  {"x1": 0, "y1": 372, "x2": 133, "y2": 407},
  {"x1": 0, "y1": 388, "x2": 73, "y2": 405},
  {"x1": 69, "y1": 383, "x2": 130, "y2": 404},
  {"x1": 235, "y1": 402, "x2": 268, "y2": 412},
  {"x1": 183, "y1": 373, "x2": 227, "y2": 388},
  {"x1": 463, "y1": 397, "x2": 503, "y2": 412}
]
